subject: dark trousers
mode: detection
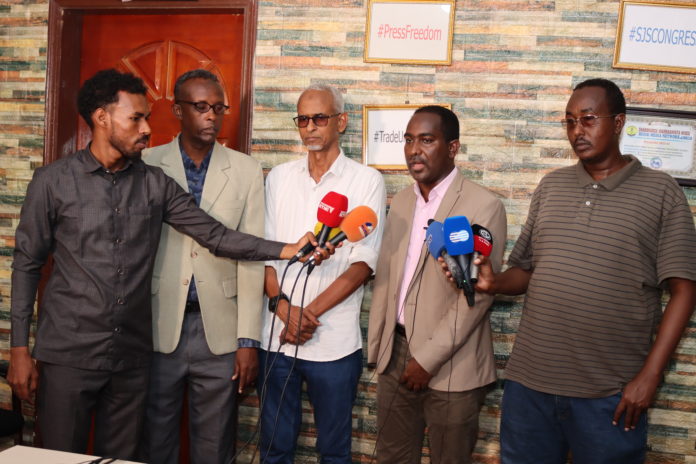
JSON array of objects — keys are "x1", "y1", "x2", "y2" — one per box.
[
  {"x1": 257, "y1": 349, "x2": 363, "y2": 464},
  {"x1": 376, "y1": 331, "x2": 487, "y2": 464},
  {"x1": 501, "y1": 380, "x2": 648, "y2": 464},
  {"x1": 37, "y1": 362, "x2": 149, "y2": 459},
  {"x1": 141, "y1": 312, "x2": 237, "y2": 464}
]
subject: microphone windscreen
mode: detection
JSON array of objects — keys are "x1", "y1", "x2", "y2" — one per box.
[
  {"x1": 317, "y1": 191, "x2": 348, "y2": 227},
  {"x1": 472, "y1": 224, "x2": 493, "y2": 256},
  {"x1": 426, "y1": 221, "x2": 446, "y2": 258},
  {"x1": 314, "y1": 221, "x2": 342, "y2": 242},
  {"x1": 339, "y1": 205, "x2": 378, "y2": 242},
  {"x1": 443, "y1": 216, "x2": 474, "y2": 255}
]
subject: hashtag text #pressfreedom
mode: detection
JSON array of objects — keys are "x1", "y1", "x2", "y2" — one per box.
[
  {"x1": 377, "y1": 23, "x2": 442, "y2": 41},
  {"x1": 629, "y1": 26, "x2": 696, "y2": 46}
]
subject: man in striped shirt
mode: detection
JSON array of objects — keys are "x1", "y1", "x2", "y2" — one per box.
[{"x1": 473, "y1": 78, "x2": 696, "y2": 463}]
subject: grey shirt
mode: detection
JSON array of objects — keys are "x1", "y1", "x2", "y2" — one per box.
[
  {"x1": 505, "y1": 156, "x2": 696, "y2": 397},
  {"x1": 11, "y1": 148, "x2": 284, "y2": 370}
]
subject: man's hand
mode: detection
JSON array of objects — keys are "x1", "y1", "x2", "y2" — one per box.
[
  {"x1": 232, "y1": 347, "x2": 258, "y2": 394},
  {"x1": 8, "y1": 346, "x2": 38, "y2": 402},
  {"x1": 279, "y1": 232, "x2": 338, "y2": 265},
  {"x1": 612, "y1": 371, "x2": 660, "y2": 430},
  {"x1": 277, "y1": 301, "x2": 321, "y2": 345},
  {"x1": 472, "y1": 255, "x2": 496, "y2": 294},
  {"x1": 399, "y1": 358, "x2": 433, "y2": 392}
]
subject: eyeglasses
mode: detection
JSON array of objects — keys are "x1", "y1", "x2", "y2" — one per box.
[
  {"x1": 176, "y1": 100, "x2": 229, "y2": 115},
  {"x1": 560, "y1": 114, "x2": 618, "y2": 129},
  {"x1": 293, "y1": 113, "x2": 341, "y2": 128}
]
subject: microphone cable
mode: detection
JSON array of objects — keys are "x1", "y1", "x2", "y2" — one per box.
[
  {"x1": 260, "y1": 265, "x2": 312, "y2": 464},
  {"x1": 369, "y1": 251, "x2": 465, "y2": 463},
  {"x1": 369, "y1": 255, "x2": 427, "y2": 463},
  {"x1": 229, "y1": 258, "x2": 304, "y2": 464}
]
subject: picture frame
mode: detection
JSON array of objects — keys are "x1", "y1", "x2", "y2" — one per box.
[
  {"x1": 362, "y1": 104, "x2": 451, "y2": 170},
  {"x1": 613, "y1": 0, "x2": 696, "y2": 74},
  {"x1": 364, "y1": 0, "x2": 456, "y2": 65},
  {"x1": 620, "y1": 107, "x2": 696, "y2": 186}
]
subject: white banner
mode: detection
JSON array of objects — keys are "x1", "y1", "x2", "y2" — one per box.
[{"x1": 614, "y1": 1, "x2": 696, "y2": 74}]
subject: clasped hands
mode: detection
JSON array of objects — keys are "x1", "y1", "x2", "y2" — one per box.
[{"x1": 276, "y1": 300, "x2": 321, "y2": 345}]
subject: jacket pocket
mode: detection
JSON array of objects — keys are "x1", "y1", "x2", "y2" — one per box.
[{"x1": 222, "y1": 278, "x2": 237, "y2": 298}]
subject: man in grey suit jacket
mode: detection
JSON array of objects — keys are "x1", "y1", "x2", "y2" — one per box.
[
  {"x1": 368, "y1": 106, "x2": 507, "y2": 463},
  {"x1": 140, "y1": 69, "x2": 264, "y2": 464}
]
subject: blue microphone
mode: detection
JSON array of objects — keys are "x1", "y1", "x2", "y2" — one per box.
[
  {"x1": 443, "y1": 216, "x2": 475, "y2": 306},
  {"x1": 426, "y1": 221, "x2": 466, "y2": 289}
]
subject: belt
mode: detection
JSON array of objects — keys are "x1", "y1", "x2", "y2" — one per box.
[
  {"x1": 185, "y1": 301, "x2": 201, "y2": 313},
  {"x1": 395, "y1": 324, "x2": 406, "y2": 337}
]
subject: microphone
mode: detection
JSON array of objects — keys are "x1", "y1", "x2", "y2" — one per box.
[
  {"x1": 314, "y1": 221, "x2": 341, "y2": 242},
  {"x1": 443, "y1": 216, "x2": 475, "y2": 306},
  {"x1": 307, "y1": 205, "x2": 378, "y2": 267},
  {"x1": 425, "y1": 221, "x2": 467, "y2": 289},
  {"x1": 471, "y1": 224, "x2": 493, "y2": 283},
  {"x1": 289, "y1": 191, "x2": 348, "y2": 264},
  {"x1": 316, "y1": 191, "x2": 348, "y2": 245}
]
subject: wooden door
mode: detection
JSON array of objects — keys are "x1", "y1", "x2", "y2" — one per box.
[
  {"x1": 78, "y1": 13, "x2": 245, "y2": 150},
  {"x1": 75, "y1": 12, "x2": 247, "y2": 463}
]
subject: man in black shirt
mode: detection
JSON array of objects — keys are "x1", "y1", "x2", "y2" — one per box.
[{"x1": 7, "y1": 69, "x2": 316, "y2": 459}]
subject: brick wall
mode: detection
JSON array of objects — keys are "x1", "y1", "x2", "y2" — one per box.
[{"x1": 1, "y1": 0, "x2": 695, "y2": 462}]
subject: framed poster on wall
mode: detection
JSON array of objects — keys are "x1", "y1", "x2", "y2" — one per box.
[
  {"x1": 364, "y1": 0, "x2": 456, "y2": 65},
  {"x1": 620, "y1": 107, "x2": 696, "y2": 186},
  {"x1": 613, "y1": 0, "x2": 696, "y2": 74},
  {"x1": 362, "y1": 104, "x2": 451, "y2": 170}
]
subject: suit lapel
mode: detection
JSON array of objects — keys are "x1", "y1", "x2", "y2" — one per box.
[
  {"x1": 160, "y1": 136, "x2": 188, "y2": 190},
  {"x1": 397, "y1": 187, "x2": 431, "y2": 310},
  {"x1": 434, "y1": 171, "x2": 464, "y2": 222},
  {"x1": 392, "y1": 189, "x2": 417, "y2": 291},
  {"x1": 200, "y1": 142, "x2": 230, "y2": 213}
]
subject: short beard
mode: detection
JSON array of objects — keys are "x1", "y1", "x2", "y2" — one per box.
[{"x1": 110, "y1": 133, "x2": 148, "y2": 160}]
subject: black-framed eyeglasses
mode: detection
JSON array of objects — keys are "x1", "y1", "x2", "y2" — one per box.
[
  {"x1": 177, "y1": 100, "x2": 229, "y2": 115},
  {"x1": 293, "y1": 113, "x2": 341, "y2": 128},
  {"x1": 560, "y1": 114, "x2": 618, "y2": 129}
]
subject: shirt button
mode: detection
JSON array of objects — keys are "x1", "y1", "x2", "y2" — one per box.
[
  {"x1": 117, "y1": 268, "x2": 124, "y2": 275},
  {"x1": 115, "y1": 238, "x2": 122, "y2": 244},
  {"x1": 191, "y1": 251, "x2": 198, "y2": 258},
  {"x1": 114, "y1": 207, "x2": 121, "y2": 214},
  {"x1": 585, "y1": 200, "x2": 591, "y2": 206},
  {"x1": 114, "y1": 327, "x2": 122, "y2": 334},
  {"x1": 592, "y1": 184, "x2": 598, "y2": 189},
  {"x1": 183, "y1": 279, "x2": 190, "y2": 286},
  {"x1": 112, "y1": 179, "x2": 116, "y2": 185},
  {"x1": 116, "y1": 297, "x2": 125, "y2": 305}
]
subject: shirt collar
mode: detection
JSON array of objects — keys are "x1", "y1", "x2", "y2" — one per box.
[
  {"x1": 299, "y1": 148, "x2": 347, "y2": 180},
  {"x1": 179, "y1": 138, "x2": 214, "y2": 172},
  {"x1": 81, "y1": 145, "x2": 142, "y2": 173},
  {"x1": 575, "y1": 155, "x2": 641, "y2": 191},
  {"x1": 413, "y1": 167, "x2": 457, "y2": 203}
]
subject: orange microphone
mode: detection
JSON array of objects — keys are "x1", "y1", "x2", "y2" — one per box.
[{"x1": 308, "y1": 205, "x2": 378, "y2": 267}]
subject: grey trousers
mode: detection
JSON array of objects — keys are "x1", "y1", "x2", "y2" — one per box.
[
  {"x1": 376, "y1": 331, "x2": 488, "y2": 464},
  {"x1": 37, "y1": 362, "x2": 149, "y2": 460},
  {"x1": 141, "y1": 312, "x2": 237, "y2": 464}
]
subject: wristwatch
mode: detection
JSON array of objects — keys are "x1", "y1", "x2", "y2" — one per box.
[{"x1": 268, "y1": 292, "x2": 290, "y2": 313}]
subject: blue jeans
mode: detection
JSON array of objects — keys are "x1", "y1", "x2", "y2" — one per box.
[
  {"x1": 258, "y1": 349, "x2": 363, "y2": 464},
  {"x1": 501, "y1": 380, "x2": 647, "y2": 464}
]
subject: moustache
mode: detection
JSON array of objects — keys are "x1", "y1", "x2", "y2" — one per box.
[{"x1": 408, "y1": 156, "x2": 426, "y2": 166}]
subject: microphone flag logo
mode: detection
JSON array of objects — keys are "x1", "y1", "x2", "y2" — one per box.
[
  {"x1": 359, "y1": 222, "x2": 375, "y2": 238},
  {"x1": 449, "y1": 230, "x2": 470, "y2": 243},
  {"x1": 318, "y1": 202, "x2": 335, "y2": 214},
  {"x1": 479, "y1": 229, "x2": 492, "y2": 241}
]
